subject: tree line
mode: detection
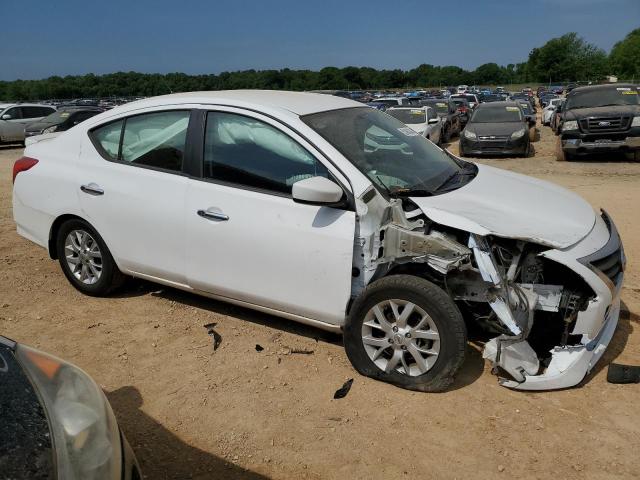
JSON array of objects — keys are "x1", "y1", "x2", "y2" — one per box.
[{"x1": 1, "y1": 29, "x2": 638, "y2": 101}]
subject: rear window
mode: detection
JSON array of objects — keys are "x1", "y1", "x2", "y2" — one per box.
[{"x1": 386, "y1": 109, "x2": 427, "y2": 124}]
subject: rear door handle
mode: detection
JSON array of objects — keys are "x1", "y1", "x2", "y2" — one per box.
[
  {"x1": 197, "y1": 209, "x2": 229, "y2": 221},
  {"x1": 80, "y1": 183, "x2": 104, "y2": 196}
]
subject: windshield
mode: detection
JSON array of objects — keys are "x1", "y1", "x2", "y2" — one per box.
[
  {"x1": 566, "y1": 87, "x2": 639, "y2": 110},
  {"x1": 40, "y1": 110, "x2": 73, "y2": 124},
  {"x1": 518, "y1": 103, "x2": 532, "y2": 114},
  {"x1": 302, "y1": 107, "x2": 470, "y2": 195},
  {"x1": 424, "y1": 101, "x2": 449, "y2": 113},
  {"x1": 386, "y1": 108, "x2": 426, "y2": 124},
  {"x1": 471, "y1": 106, "x2": 522, "y2": 123},
  {"x1": 376, "y1": 99, "x2": 400, "y2": 107}
]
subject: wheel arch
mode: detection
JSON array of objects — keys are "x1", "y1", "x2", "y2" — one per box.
[{"x1": 48, "y1": 214, "x2": 93, "y2": 259}]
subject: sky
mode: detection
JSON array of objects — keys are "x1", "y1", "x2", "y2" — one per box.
[{"x1": 0, "y1": 0, "x2": 638, "y2": 81}]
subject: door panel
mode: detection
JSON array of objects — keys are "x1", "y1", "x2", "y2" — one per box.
[
  {"x1": 186, "y1": 109, "x2": 356, "y2": 325},
  {"x1": 78, "y1": 109, "x2": 191, "y2": 284},
  {"x1": 187, "y1": 182, "x2": 355, "y2": 324},
  {"x1": 1, "y1": 108, "x2": 25, "y2": 141}
]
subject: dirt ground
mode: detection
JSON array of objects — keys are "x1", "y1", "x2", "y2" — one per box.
[{"x1": 1, "y1": 116, "x2": 640, "y2": 480}]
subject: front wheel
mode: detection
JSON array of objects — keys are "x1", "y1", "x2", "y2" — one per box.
[
  {"x1": 56, "y1": 219, "x2": 126, "y2": 296},
  {"x1": 344, "y1": 275, "x2": 467, "y2": 392}
]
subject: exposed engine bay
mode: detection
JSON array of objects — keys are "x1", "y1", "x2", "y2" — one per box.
[{"x1": 352, "y1": 186, "x2": 622, "y2": 390}]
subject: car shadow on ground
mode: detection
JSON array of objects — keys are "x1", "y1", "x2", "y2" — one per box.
[
  {"x1": 121, "y1": 278, "x2": 343, "y2": 346},
  {"x1": 568, "y1": 151, "x2": 639, "y2": 163},
  {"x1": 117, "y1": 278, "x2": 485, "y2": 391},
  {"x1": 106, "y1": 386, "x2": 271, "y2": 480}
]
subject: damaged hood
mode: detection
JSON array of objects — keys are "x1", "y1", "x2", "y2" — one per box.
[{"x1": 411, "y1": 164, "x2": 596, "y2": 249}]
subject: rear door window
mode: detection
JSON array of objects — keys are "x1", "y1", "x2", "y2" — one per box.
[{"x1": 90, "y1": 110, "x2": 190, "y2": 172}]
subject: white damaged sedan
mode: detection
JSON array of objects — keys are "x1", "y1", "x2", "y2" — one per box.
[{"x1": 12, "y1": 91, "x2": 625, "y2": 391}]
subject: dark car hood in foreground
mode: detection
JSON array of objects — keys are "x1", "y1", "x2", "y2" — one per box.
[
  {"x1": 0, "y1": 341, "x2": 54, "y2": 480},
  {"x1": 465, "y1": 122, "x2": 525, "y2": 136},
  {"x1": 565, "y1": 104, "x2": 639, "y2": 121}
]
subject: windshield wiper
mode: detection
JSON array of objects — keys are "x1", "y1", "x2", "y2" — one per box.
[
  {"x1": 433, "y1": 168, "x2": 476, "y2": 192},
  {"x1": 388, "y1": 187, "x2": 435, "y2": 198}
]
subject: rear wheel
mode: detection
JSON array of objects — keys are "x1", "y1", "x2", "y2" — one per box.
[
  {"x1": 344, "y1": 275, "x2": 467, "y2": 392},
  {"x1": 56, "y1": 219, "x2": 126, "y2": 296}
]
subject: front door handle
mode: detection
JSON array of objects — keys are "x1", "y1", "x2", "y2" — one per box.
[
  {"x1": 80, "y1": 183, "x2": 104, "y2": 196},
  {"x1": 197, "y1": 209, "x2": 229, "y2": 221}
]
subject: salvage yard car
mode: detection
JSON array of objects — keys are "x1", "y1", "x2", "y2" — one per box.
[
  {"x1": 421, "y1": 98, "x2": 461, "y2": 142},
  {"x1": 25, "y1": 106, "x2": 104, "y2": 139},
  {"x1": 459, "y1": 101, "x2": 531, "y2": 157},
  {"x1": 386, "y1": 105, "x2": 442, "y2": 144},
  {"x1": 556, "y1": 83, "x2": 640, "y2": 161},
  {"x1": 0, "y1": 103, "x2": 56, "y2": 145},
  {"x1": 0, "y1": 335, "x2": 141, "y2": 479},
  {"x1": 12, "y1": 91, "x2": 625, "y2": 392}
]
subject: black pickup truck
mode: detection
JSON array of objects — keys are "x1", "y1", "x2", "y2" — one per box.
[{"x1": 556, "y1": 83, "x2": 640, "y2": 161}]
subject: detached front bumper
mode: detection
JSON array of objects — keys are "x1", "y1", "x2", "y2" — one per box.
[{"x1": 503, "y1": 211, "x2": 625, "y2": 391}]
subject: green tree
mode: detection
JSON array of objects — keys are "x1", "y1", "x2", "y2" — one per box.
[
  {"x1": 609, "y1": 28, "x2": 640, "y2": 80},
  {"x1": 527, "y1": 33, "x2": 608, "y2": 83}
]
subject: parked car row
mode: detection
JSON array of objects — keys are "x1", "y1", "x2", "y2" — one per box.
[{"x1": 0, "y1": 103, "x2": 104, "y2": 145}]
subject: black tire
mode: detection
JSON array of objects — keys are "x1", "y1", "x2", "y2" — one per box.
[
  {"x1": 55, "y1": 218, "x2": 126, "y2": 296},
  {"x1": 344, "y1": 275, "x2": 467, "y2": 393},
  {"x1": 555, "y1": 136, "x2": 568, "y2": 161},
  {"x1": 443, "y1": 125, "x2": 451, "y2": 143}
]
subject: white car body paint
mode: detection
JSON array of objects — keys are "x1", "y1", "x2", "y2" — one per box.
[
  {"x1": 409, "y1": 164, "x2": 596, "y2": 249},
  {"x1": 542, "y1": 99, "x2": 563, "y2": 125},
  {"x1": 12, "y1": 90, "x2": 624, "y2": 390}
]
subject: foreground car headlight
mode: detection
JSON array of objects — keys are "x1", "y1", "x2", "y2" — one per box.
[
  {"x1": 510, "y1": 128, "x2": 525, "y2": 139},
  {"x1": 42, "y1": 125, "x2": 58, "y2": 134},
  {"x1": 16, "y1": 344, "x2": 121, "y2": 480},
  {"x1": 563, "y1": 120, "x2": 578, "y2": 131},
  {"x1": 463, "y1": 129, "x2": 477, "y2": 140},
  {"x1": 631, "y1": 116, "x2": 640, "y2": 127}
]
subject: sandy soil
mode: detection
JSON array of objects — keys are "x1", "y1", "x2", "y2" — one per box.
[{"x1": 1, "y1": 118, "x2": 639, "y2": 480}]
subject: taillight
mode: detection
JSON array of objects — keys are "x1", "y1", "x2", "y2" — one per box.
[{"x1": 12, "y1": 157, "x2": 39, "y2": 184}]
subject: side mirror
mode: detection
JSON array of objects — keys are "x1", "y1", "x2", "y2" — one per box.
[
  {"x1": 1, "y1": 114, "x2": 11, "y2": 120},
  {"x1": 428, "y1": 118, "x2": 439, "y2": 124},
  {"x1": 292, "y1": 176, "x2": 344, "y2": 206}
]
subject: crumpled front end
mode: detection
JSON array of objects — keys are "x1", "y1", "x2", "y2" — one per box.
[
  {"x1": 463, "y1": 210, "x2": 625, "y2": 390},
  {"x1": 352, "y1": 176, "x2": 624, "y2": 391}
]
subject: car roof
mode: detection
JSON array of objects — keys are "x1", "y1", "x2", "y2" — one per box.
[
  {"x1": 113, "y1": 90, "x2": 363, "y2": 116},
  {"x1": 0, "y1": 103, "x2": 52, "y2": 108},
  {"x1": 477, "y1": 101, "x2": 520, "y2": 108},
  {"x1": 57, "y1": 106, "x2": 103, "y2": 112},
  {"x1": 570, "y1": 83, "x2": 638, "y2": 94}
]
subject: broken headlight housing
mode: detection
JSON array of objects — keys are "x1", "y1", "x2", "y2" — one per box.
[{"x1": 16, "y1": 344, "x2": 122, "y2": 480}]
